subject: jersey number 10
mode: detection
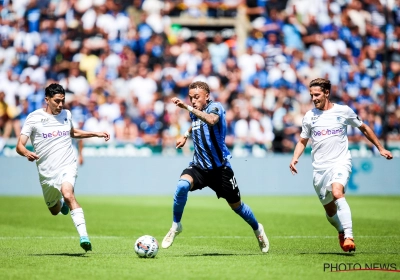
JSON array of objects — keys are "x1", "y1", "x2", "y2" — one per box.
[{"x1": 230, "y1": 176, "x2": 238, "y2": 189}]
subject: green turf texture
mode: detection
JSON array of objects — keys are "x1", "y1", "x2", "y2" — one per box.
[{"x1": 0, "y1": 196, "x2": 399, "y2": 280}]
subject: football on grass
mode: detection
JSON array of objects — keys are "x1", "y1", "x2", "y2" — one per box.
[{"x1": 134, "y1": 235, "x2": 159, "y2": 258}]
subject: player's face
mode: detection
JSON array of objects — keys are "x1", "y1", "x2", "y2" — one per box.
[
  {"x1": 188, "y1": 88, "x2": 209, "y2": 111},
  {"x1": 45, "y1": 93, "x2": 65, "y2": 115},
  {"x1": 310, "y1": 86, "x2": 329, "y2": 110}
]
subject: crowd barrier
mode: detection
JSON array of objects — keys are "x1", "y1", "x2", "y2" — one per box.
[{"x1": 1, "y1": 155, "x2": 398, "y2": 196}]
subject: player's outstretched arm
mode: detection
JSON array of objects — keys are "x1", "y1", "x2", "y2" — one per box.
[
  {"x1": 289, "y1": 137, "x2": 309, "y2": 175},
  {"x1": 171, "y1": 97, "x2": 219, "y2": 126},
  {"x1": 176, "y1": 127, "x2": 192, "y2": 149},
  {"x1": 16, "y1": 134, "x2": 39, "y2": 162},
  {"x1": 358, "y1": 124, "x2": 393, "y2": 159},
  {"x1": 70, "y1": 128, "x2": 110, "y2": 141}
]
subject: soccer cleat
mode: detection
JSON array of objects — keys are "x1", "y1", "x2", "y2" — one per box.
[
  {"x1": 60, "y1": 201, "x2": 69, "y2": 215},
  {"x1": 161, "y1": 223, "x2": 182, "y2": 249},
  {"x1": 338, "y1": 232, "x2": 345, "y2": 251},
  {"x1": 254, "y1": 223, "x2": 269, "y2": 253},
  {"x1": 80, "y1": 236, "x2": 92, "y2": 252},
  {"x1": 343, "y1": 237, "x2": 356, "y2": 252}
]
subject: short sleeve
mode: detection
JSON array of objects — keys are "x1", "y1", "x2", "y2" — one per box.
[
  {"x1": 20, "y1": 113, "x2": 35, "y2": 137},
  {"x1": 67, "y1": 110, "x2": 74, "y2": 129},
  {"x1": 300, "y1": 115, "x2": 311, "y2": 139},
  {"x1": 346, "y1": 106, "x2": 363, "y2": 128},
  {"x1": 207, "y1": 103, "x2": 223, "y2": 118}
]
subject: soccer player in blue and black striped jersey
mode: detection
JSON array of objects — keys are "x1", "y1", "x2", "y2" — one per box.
[{"x1": 161, "y1": 81, "x2": 269, "y2": 253}]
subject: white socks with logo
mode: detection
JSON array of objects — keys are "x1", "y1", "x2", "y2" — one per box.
[
  {"x1": 334, "y1": 198, "x2": 353, "y2": 239},
  {"x1": 70, "y1": 208, "x2": 88, "y2": 237}
]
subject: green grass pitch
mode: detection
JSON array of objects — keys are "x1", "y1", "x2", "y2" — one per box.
[{"x1": 0, "y1": 196, "x2": 399, "y2": 280}]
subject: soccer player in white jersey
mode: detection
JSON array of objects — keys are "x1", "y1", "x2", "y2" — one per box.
[
  {"x1": 289, "y1": 78, "x2": 393, "y2": 252},
  {"x1": 16, "y1": 83, "x2": 110, "y2": 252}
]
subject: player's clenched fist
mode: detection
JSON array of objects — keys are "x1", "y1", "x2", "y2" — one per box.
[{"x1": 25, "y1": 151, "x2": 39, "y2": 162}]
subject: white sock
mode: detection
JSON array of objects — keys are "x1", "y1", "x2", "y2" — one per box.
[
  {"x1": 70, "y1": 208, "x2": 88, "y2": 237},
  {"x1": 252, "y1": 223, "x2": 261, "y2": 235},
  {"x1": 334, "y1": 198, "x2": 353, "y2": 239},
  {"x1": 171, "y1": 222, "x2": 180, "y2": 231},
  {"x1": 326, "y1": 213, "x2": 344, "y2": 233}
]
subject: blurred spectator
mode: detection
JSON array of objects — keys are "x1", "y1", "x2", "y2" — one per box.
[
  {"x1": 83, "y1": 104, "x2": 115, "y2": 143},
  {"x1": 20, "y1": 55, "x2": 46, "y2": 85},
  {"x1": 12, "y1": 98, "x2": 31, "y2": 137},
  {"x1": 114, "y1": 101, "x2": 139, "y2": 142},
  {"x1": 208, "y1": 33, "x2": 229, "y2": 72},
  {"x1": 140, "y1": 111, "x2": 163, "y2": 146},
  {"x1": 128, "y1": 65, "x2": 157, "y2": 107},
  {"x1": 220, "y1": 0, "x2": 243, "y2": 17},
  {"x1": 264, "y1": 32, "x2": 282, "y2": 70},
  {"x1": 0, "y1": 91, "x2": 11, "y2": 151},
  {"x1": 40, "y1": 19, "x2": 61, "y2": 60},
  {"x1": 282, "y1": 14, "x2": 306, "y2": 51},
  {"x1": 0, "y1": 39, "x2": 16, "y2": 72},
  {"x1": 347, "y1": 0, "x2": 371, "y2": 36},
  {"x1": 387, "y1": 113, "x2": 400, "y2": 140},
  {"x1": 193, "y1": 59, "x2": 221, "y2": 96},
  {"x1": 59, "y1": 63, "x2": 90, "y2": 97},
  {"x1": 246, "y1": 27, "x2": 267, "y2": 55},
  {"x1": 245, "y1": 0, "x2": 265, "y2": 22},
  {"x1": 238, "y1": 46, "x2": 264, "y2": 86},
  {"x1": 265, "y1": 0, "x2": 287, "y2": 15}
]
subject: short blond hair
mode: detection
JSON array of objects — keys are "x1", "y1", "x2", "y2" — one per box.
[{"x1": 189, "y1": 81, "x2": 210, "y2": 94}]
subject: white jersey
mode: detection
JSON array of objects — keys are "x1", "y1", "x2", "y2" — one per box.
[
  {"x1": 20, "y1": 109, "x2": 77, "y2": 179},
  {"x1": 300, "y1": 104, "x2": 363, "y2": 171}
]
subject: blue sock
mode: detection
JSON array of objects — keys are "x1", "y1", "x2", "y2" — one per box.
[
  {"x1": 173, "y1": 179, "x2": 190, "y2": 223},
  {"x1": 233, "y1": 202, "x2": 259, "y2": 231}
]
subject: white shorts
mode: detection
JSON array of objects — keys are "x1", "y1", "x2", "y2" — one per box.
[
  {"x1": 313, "y1": 164, "x2": 351, "y2": 205},
  {"x1": 39, "y1": 164, "x2": 78, "y2": 208}
]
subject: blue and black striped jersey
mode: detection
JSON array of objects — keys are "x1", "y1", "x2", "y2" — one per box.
[{"x1": 189, "y1": 101, "x2": 232, "y2": 170}]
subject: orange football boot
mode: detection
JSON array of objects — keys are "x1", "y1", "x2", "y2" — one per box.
[
  {"x1": 343, "y1": 237, "x2": 356, "y2": 252},
  {"x1": 338, "y1": 232, "x2": 345, "y2": 251}
]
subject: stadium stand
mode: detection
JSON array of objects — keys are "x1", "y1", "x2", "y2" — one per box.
[{"x1": 0, "y1": 0, "x2": 399, "y2": 156}]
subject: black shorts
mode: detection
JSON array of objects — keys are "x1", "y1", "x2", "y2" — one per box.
[{"x1": 181, "y1": 165, "x2": 241, "y2": 204}]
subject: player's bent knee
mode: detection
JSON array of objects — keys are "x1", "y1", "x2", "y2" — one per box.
[
  {"x1": 332, "y1": 190, "x2": 344, "y2": 200},
  {"x1": 176, "y1": 179, "x2": 190, "y2": 196},
  {"x1": 228, "y1": 200, "x2": 242, "y2": 210},
  {"x1": 63, "y1": 192, "x2": 75, "y2": 202},
  {"x1": 331, "y1": 184, "x2": 345, "y2": 200}
]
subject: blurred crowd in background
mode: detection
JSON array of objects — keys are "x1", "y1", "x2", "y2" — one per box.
[{"x1": 0, "y1": 0, "x2": 399, "y2": 155}]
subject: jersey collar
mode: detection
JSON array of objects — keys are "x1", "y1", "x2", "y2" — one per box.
[{"x1": 203, "y1": 100, "x2": 213, "y2": 111}]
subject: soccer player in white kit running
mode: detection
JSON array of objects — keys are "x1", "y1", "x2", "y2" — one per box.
[
  {"x1": 16, "y1": 83, "x2": 110, "y2": 252},
  {"x1": 289, "y1": 78, "x2": 393, "y2": 252}
]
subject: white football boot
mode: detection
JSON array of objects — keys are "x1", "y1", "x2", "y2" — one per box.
[
  {"x1": 255, "y1": 223, "x2": 269, "y2": 253},
  {"x1": 162, "y1": 223, "x2": 183, "y2": 249}
]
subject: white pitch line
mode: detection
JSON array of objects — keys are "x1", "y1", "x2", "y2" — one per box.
[
  {"x1": 190, "y1": 236, "x2": 400, "y2": 239},
  {"x1": 0, "y1": 236, "x2": 399, "y2": 240},
  {"x1": 0, "y1": 236, "x2": 120, "y2": 240}
]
